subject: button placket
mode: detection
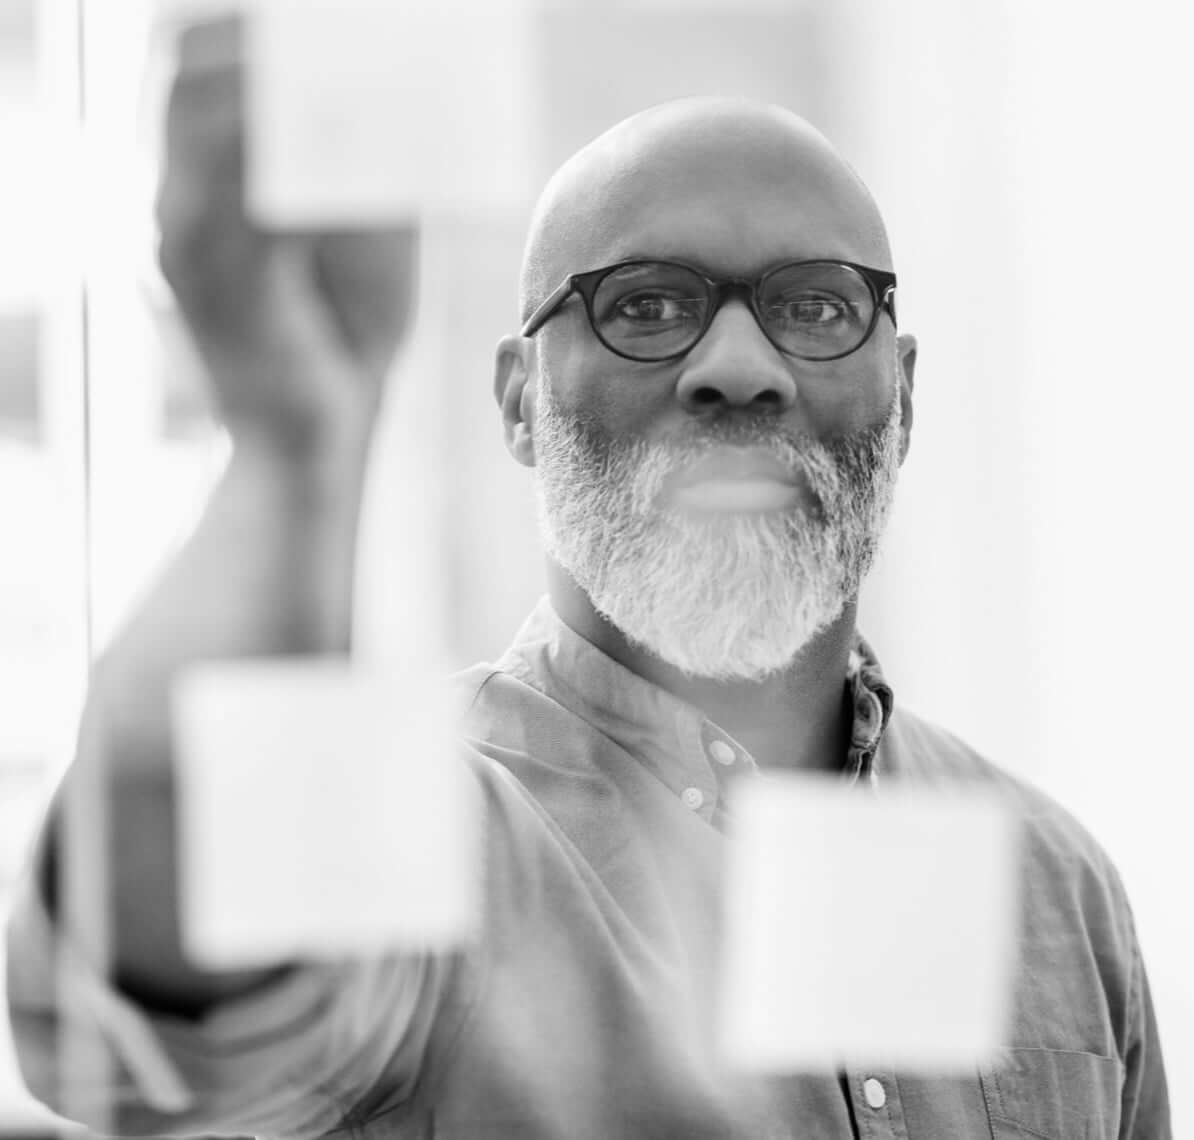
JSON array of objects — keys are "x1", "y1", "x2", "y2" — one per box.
[
  {"x1": 672, "y1": 712, "x2": 718, "y2": 818},
  {"x1": 843, "y1": 1066, "x2": 906, "y2": 1137}
]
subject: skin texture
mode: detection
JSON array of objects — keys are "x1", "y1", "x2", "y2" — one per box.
[{"x1": 495, "y1": 97, "x2": 918, "y2": 772}]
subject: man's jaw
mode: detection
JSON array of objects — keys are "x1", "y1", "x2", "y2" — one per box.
[{"x1": 533, "y1": 387, "x2": 902, "y2": 682}]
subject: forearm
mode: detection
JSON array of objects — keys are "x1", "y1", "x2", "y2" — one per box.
[
  {"x1": 113, "y1": 427, "x2": 371, "y2": 673},
  {"x1": 50, "y1": 429, "x2": 374, "y2": 1014}
]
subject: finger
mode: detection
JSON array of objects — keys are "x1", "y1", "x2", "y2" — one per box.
[
  {"x1": 156, "y1": 17, "x2": 263, "y2": 338},
  {"x1": 176, "y1": 14, "x2": 243, "y2": 76},
  {"x1": 157, "y1": 40, "x2": 245, "y2": 232}
]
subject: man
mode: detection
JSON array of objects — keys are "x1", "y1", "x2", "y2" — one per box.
[{"x1": 6, "y1": 18, "x2": 1169, "y2": 1140}]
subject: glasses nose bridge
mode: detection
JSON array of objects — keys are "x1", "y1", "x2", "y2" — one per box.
[
  {"x1": 701, "y1": 276, "x2": 767, "y2": 341},
  {"x1": 707, "y1": 276, "x2": 758, "y2": 315},
  {"x1": 691, "y1": 275, "x2": 782, "y2": 362}
]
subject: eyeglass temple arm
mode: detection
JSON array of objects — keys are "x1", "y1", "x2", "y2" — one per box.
[
  {"x1": 881, "y1": 284, "x2": 897, "y2": 327},
  {"x1": 521, "y1": 276, "x2": 577, "y2": 337}
]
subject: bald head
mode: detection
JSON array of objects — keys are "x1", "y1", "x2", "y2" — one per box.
[{"x1": 519, "y1": 97, "x2": 892, "y2": 323}]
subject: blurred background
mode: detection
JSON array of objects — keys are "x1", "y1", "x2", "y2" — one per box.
[{"x1": 1, "y1": 0, "x2": 1190, "y2": 1132}]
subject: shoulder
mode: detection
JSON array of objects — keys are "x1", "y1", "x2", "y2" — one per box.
[
  {"x1": 882, "y1": 706, "x2": 1116, "y2": 870},
  {"x1": 881, "y1": 706, "x2": 1137, "y2": 975},
  {"x1": 448, "y1": 660, "x2": 566, "y2": 747}
]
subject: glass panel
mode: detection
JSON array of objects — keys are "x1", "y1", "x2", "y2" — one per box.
[{"x1": 0, "y1": 0, "x2": 88, "y2": 1129}]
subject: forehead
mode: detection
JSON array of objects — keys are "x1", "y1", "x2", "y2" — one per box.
[{"x1": 569, "y1": 135, "x2": 886, "y2": 278}]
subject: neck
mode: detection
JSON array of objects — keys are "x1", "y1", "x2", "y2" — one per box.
[{"x1": 546, "y1": 561, "x2": 856, "y2": 773}]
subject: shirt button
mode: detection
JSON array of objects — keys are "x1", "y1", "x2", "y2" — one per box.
[
  {"x1": 681, "y1": 787, "x2": 705, "y2": 810},
  {"x1": 708, "y1": 740, "x2": 736, "y2": 766},
  {"x1": 863, "y1": 1077, "x2": 886, "y2": 1109}
]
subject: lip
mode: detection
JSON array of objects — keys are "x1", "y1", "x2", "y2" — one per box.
[
  {"x1": 671, "y1": 479, "x2": 803, "y2": 512},
  {"x1": 672, "y1": 444, "x2": 798, "y2": 487},
  {"x1": 666, "y1": 445, "x2": 803, "y2": 513}
]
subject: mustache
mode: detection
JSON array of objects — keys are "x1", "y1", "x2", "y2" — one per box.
[
  {"x1": 558, "y1": 406, "x2": 893, "y2": 466},
  {"x1": 636, "y1": 415, "x2": 896, "y2": 490},
  {"x1": 654, "y1": 418, "x2": 819, "y2": 469}
]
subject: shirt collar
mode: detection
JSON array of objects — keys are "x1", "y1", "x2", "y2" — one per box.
[
  {"x1": 845, "y1": 634, "x2": 894, "y2": 785},
  {"x1": 497, "y1": 597, "x2": 895, "y2": 813}
]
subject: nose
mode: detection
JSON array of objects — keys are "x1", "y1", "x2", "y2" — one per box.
[{"x1": 674, "y1": 300, "x2": 798, "y2": 414}]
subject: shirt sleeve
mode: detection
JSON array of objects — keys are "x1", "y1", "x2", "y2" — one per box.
[
  {"x1": 4, "y1": 872, "x2": 473, "y2": 1139},
  {"x1": 1118, "y1": 919, "x2": 1172, "y2": 1140}
]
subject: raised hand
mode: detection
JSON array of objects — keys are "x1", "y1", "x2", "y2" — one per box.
[{"x1": 155, "y1": 15, "x2": 418, "y2": 453}]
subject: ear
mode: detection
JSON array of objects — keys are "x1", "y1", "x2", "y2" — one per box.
[
  {"x1": 895, "y1": 333, "x2": 917, "y2": 465},
  {"x1": 494, "y1": 334, "x2": 538, "y2": 468}
]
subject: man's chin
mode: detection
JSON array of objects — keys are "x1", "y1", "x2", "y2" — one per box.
[
  {"x1": 639, "y1": 634, "x2": 809, "y2": 684},
  {"x1": 598, "y1": 590, "x2": 838, "y2": 685},
  {"x1": 657, "y1": 649, "x2": 798, "y2": 684}
]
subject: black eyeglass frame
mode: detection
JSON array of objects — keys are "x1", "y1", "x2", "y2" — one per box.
[{"x1": 520, "y1": 258, "x2": 898, "y2": 363}]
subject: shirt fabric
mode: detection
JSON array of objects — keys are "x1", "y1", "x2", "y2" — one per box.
[{"x1": 6, "y1": 597, "x2": 1171, "y2": 1139}]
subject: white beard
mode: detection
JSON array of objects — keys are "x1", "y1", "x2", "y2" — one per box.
[{"x1": 533, "y1": 384, "x2": 903, "y2": 682}]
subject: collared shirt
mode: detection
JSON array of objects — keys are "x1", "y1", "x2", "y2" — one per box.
[{"x1": 6, "y1": 598, "x2": 1170, "y2": 1139}]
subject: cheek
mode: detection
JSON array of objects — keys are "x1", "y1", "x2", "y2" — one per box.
[
  {"x1": 799, "y1": 343, "x2": 898, "y2": 434},
  {"x1": 541, "y1": 326, "x2": 677, "y2": 435}
]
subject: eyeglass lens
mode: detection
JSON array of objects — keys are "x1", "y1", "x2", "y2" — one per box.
[{"x1": 590, "y1": 262, "x2": 878, "y2": 361}]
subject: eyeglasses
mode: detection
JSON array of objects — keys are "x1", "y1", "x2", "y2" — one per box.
[{"x1": 521, "y1": 258, "x2": 897, "y2": 364}]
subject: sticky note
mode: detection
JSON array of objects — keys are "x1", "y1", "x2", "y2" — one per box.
[
  {"x1": 173, "y1": 661, "x2": 480, "y2": 968},
  {"x1": 245, "y1": 0, "x2": 534, "y2": 227},
  {"x1": 718, "y1": 775, "x2": 1018, "y2": 1072}
]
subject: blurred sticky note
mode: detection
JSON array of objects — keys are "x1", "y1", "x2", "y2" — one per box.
[
  {"x1": 173, "y1": 661, "x2": 480, "y2": 968},
  {"x1": 719, "y1": 776, "x2": 1018, "y2": 1072},
  {"x1": 245, "y1": 0, "x2": 533, "y2": 226}
]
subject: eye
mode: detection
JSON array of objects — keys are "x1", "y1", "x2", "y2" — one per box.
[
  {"x1": 613, "y1": 292, "x2": 703, "y2": 324},
  {"x1": 770, "y1": 297, "x2": 855, "y2": 326}
]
